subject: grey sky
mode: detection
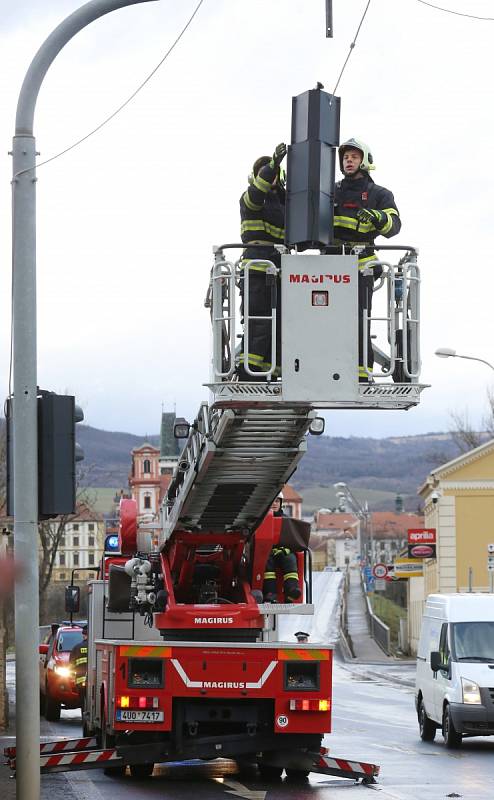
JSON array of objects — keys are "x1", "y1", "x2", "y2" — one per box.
[{"x1": 1, "y1": 0, "x2": 493, "y2": 437}]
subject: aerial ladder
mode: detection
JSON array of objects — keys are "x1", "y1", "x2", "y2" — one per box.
[{"x1": 6, "y1": 86, "x2": 424, "y2": 784}]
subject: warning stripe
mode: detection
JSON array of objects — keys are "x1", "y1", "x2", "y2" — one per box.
[
  {"x1": 316, "y1": 754, "x2": 378, "y2": 776},
  {"x1": 119, "y1": 645, "x2": 171, "y2": 657},
  {"x1": 5, "y1": 737, "x2": 98, "y2": 758},
  {"x1": 277, "y1": 648, "x2": 330, "y2": 661},
  {"x1": 40, "y1": 748, "x2": 120, "y2": 768}
]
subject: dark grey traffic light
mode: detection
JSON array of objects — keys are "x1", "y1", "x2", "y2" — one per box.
[{"x1": 6, "y1": 390, "x2": 84, "y2": 519}]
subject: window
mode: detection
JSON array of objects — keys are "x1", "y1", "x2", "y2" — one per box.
[
  {"x1": 73, "y1": 552, "x2": 79, "y2": 566},
  {"x1": 60, "y1": 536, "x2": 65, "y2": 546},
  {"x1": 144, "y1": 494, "x2": 151, "y2": 510},
  {"x1": 73, "y1": 524, "x2": 79, "y2": 532},
  {"x1": 88, "y1": 553, "x2": 95, "y2": 566},
  {"x1": 143, "y1": 459, "x2": 151, "y2": 474},
  {"x1": 73, "y1": 536, "x2": 79, "y2": 546},
  {"x1": 438, "y1": 623, "x2": 450, "y2": 670},
  {"x1": 59, "y1": 553, "x2": 65, "y2": 566},
  {"x1": 88, "y1": 523, "x2": 94, "y2": 532},
  {"x1": 88, "y1": 536, "x2": 95, "y2": 547},
  {"x1": 59, "y1": 572, "x2": 66, "y2": 582}
]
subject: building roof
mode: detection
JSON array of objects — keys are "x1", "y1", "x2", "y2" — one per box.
[
  {"x1": 281, "y1": 484, "x2": 302, "y2": 502},
  {"x1": 314, "y1": 511, "x2": 358, "y2": 531},
  {"x1": 371, "y1": 511, "x2": 424, "y2": 538},
  {"x1": 131, "y1": 443, "x2": 160, "y2": 455},
  {"x1": 418, "y1": 437, "x2": 494, "y2": 494}
]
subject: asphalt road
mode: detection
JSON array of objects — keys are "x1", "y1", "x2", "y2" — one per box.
[{"x1": 18, "y1": 659, "x2": 491, "y2": 800}]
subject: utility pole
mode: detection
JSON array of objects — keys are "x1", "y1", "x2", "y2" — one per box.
[{"x1": 11, "y1": 2, "x2": 156, "y2": 797}]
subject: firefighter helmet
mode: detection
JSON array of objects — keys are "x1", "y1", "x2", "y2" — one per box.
[{"x1": 338, "y1": 138, "x2": 375, "y2": 173}]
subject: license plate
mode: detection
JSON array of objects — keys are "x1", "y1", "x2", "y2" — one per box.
[{"x1": 116, "y1": 710, "x2": 164, "y2": 723}]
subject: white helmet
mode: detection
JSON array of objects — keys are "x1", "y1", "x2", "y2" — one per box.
[{"x1": 338, "y1": 137, "x2": 375, "y2": 173}]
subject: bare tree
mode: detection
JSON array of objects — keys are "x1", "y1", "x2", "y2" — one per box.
[
  {"x1": 38, "y1": 468, "x2": 96, "y2": 623},
  {"x1": 448, "y1": 389, "x2": 494, "y2": 455}
]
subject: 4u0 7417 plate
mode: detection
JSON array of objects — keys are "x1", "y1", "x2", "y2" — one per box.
[{"x1": 116, "y1": 710, "x2": 164, "y2": 722}]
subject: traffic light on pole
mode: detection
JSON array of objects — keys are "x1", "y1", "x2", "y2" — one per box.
[{"x1": 38, "y1": 391, "x2": 84, "y2": 519}]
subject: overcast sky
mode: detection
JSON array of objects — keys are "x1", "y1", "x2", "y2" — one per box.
[{"x1": 1, "y1": 0, "x2": 493, "y2": 439}]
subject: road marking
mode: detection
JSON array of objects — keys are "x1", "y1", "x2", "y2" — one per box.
[
  {"x1": 65, "y1": 769, "x2": 108, "y2": 800},
  {"x1": 215, "y1": 778, "x2": 267, "y2": 800}
]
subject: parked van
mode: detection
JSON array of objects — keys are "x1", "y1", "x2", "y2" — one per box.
[{"x1": 415, "y1": 594, "x2": 494, "y2": 748}]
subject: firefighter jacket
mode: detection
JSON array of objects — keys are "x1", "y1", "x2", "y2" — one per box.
[
  {"x1": 240, "y1": 161, "x2": 285, "y2": 270},
  {"x1": 333, "y1": 174, "x2": 401, "y2": 270},
  {"x1": 69, "y1": 639, "x2": 88, "y2": 687}
]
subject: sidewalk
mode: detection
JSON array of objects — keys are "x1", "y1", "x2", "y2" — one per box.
[{"x1": 339, "y1": 569, "x2": 416, "y2": 688}]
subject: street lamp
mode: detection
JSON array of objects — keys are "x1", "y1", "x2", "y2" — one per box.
[
  {"x1": 333, "y1": 482, "x2": 372, "y2": 563},
  {"x1": 435, "y1": 348, "x2": 494, "y2": 373},
  {"x1": 11, "y1": 3, "x2": 156, "y2": 798}
]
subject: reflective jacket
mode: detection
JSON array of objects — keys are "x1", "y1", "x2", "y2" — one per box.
[
  {"x1": 333, "y1": 174, "x2": 401, "y2": 269},
  {"x1": 240, "y1": 162, "x2": 285, "y2": 270},
  {"x1": 70, "y1": 639, "x2": 88, "y2": 687}
]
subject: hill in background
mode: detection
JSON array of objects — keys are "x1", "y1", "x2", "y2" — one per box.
[{"x1": 77, "y1": 425, "x2": 461, "y2": 513}]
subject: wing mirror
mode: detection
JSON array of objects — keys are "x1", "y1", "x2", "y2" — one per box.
[{"x1": 430, "y1": 651, "x2": 442, "y2": 672}]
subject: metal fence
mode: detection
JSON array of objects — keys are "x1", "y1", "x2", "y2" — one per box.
[{"x1": 361, "y1": 573, "x2": 391, "y2": 655}]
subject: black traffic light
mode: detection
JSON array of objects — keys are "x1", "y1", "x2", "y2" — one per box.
[{"x1": 6, "y1": 390, "x2": 84, "y2": 519}]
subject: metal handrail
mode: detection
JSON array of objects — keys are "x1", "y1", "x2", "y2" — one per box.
[{"x1": 211, "y1": 258, "x2": 236, "y2": 378}]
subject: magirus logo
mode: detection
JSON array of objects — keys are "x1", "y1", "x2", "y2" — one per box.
[{"x1": 194, "y1": 617, "x2": 234, "y2": 624}]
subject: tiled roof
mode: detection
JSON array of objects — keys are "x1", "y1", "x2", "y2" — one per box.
[{"x1": 281, "y1": 484, "x2": 302, "y2": 502}]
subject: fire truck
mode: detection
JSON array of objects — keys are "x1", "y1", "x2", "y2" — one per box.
[{"x1": 6, "y1": 87, "x2": 425, "y2": 783}]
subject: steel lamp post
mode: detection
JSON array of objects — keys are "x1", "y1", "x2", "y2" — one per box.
[{"x1": 11, "y1": 3, "x2": 156, "y2": 797}]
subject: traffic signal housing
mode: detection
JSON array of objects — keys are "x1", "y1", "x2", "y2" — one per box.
[{"x1": 6, "y1": 390, "x2": 85, "y2": 519}]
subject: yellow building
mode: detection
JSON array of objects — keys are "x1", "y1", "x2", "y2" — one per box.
[{"x1": 408, "y1": 439, "x2": 494, "y2": 653}]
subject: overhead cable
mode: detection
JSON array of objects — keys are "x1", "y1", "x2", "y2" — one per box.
[
  {"x1": 331, "y1": 0, "x2": 372, "y2": 99},
  {"x1": 416, "y1": 0, "x2": 494, "y2": 21},
  {"x1": 34, "y1": 0, "x2": 205, "y2": 171}
]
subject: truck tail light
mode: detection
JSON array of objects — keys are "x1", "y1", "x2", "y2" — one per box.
[
  {"x1": 117, "y1": 695, "x2": 159, "y2": 709},
  {"x1": 289, "y1": 698, "x2": 331, "y2": 712}
]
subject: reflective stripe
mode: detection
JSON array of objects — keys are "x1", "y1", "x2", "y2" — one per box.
[
  {"x1": 253, "y1": 173, "x2": 271, "y2": 193},
  {"x1": 334, "y1": 214, "x2": 373, "y2": 233},
  {"x1": 119, "y1": 645, "x2": 172, "y2": 657},
  {"x1": 358, "y1": 254, "x2": 378, "y2": 270},
  {"x1": 264, "y1": 571, "x2": 276, "y2": 580},
  {"x1": 240, "y1": 259, "x2": 273, "y2": 273},
  {"x1": 359, "y1": 366, "x2": 373, "y2": 376},
  {"x1": 278, "y1": 648, "x2": 330, "y2": 661},
  {"x1": 240, "y1": 220, "x2": 284, "y2": 239},
  {"x1": 283, "y1": 573, "x2": 299, "y2": 581},
  {"x1": 242, "y1": 190, "x2": 263, "y2": 211}
]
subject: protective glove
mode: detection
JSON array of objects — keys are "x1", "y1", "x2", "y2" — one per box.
[
  {"x1": 356, "y1": 208, "x2": 387, "y2": 230},
  {"x1": 270, "y1": 142, "x2": 287, "y2": 169}
]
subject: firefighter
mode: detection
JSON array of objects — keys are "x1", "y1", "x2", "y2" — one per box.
[
  {"x1": 263, "y1": 493, "x2": 301, "y2": 603},
  {"x1": 70, "y1": 624, "x2": 88, "y2": 709},
  {"x1": 333, "y1": 138, "x2": 401, "y2": 382},
  {"x1": 238, "y1": 143, "x2": 287, "y2": 380}
]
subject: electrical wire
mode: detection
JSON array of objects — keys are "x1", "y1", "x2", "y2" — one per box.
[
  {"x1": 416, "y1": 0, "x2": 494, "y2": 21},
  {"x1": 35, "y1": 0, "x2": 205, "y2": 173},
  {"x1": 331, "y1": 0, "x2": 372, "y2": 99},
  {"x1": 8, "y1": 0, "x2": 205, "y2": 397}
]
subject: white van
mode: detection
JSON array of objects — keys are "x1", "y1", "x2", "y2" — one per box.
[{"x1": 415, "y1": 593, "x2": 494, "y2": 748}]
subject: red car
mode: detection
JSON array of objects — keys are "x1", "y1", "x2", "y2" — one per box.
[{"x1": 39, "y1": 623, "x2": 85, "y2": 721}]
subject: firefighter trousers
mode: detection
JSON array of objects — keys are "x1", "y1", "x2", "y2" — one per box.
[
  {"x1": 239, "y1": 250, "x2": 281, "y2": 376},
  {"x1": 263, "y1": 547, "x2": 300, "y2": 602}
]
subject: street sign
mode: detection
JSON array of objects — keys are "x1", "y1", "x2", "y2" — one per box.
[
  {"x1": 408, "y1": 543, "x2": 436, "y2": 559},
  {"x1": 372, "y1": 563, "x2": 388, "y2": 579},
  {"x1": 374, "y1": 578, "x2": 386, "y2": 591},
  {"x1": 394, "y1": 557, "x2": 424, "y2": 579},
  {"x1": 408, "y1": 528, "x2": 436, "y2": 544}
]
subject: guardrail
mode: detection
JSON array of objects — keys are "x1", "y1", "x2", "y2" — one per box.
[
  {"x1": 339, "y1": 568, "x2": 355, "y2": 658},
  {"x1": 361, "y1": 572, "x2": 391, "y2": 655}
]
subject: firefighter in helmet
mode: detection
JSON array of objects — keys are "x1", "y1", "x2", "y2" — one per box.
[
  {"x1": 263, "y1": 492, "x2": 301, "y2": 603},
  {"x1": 238, "y1": 144, "x2": 287, "y2": 380},
  {"x1": 333, "y1": 138, "x2": 401, "y2": 382}
]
